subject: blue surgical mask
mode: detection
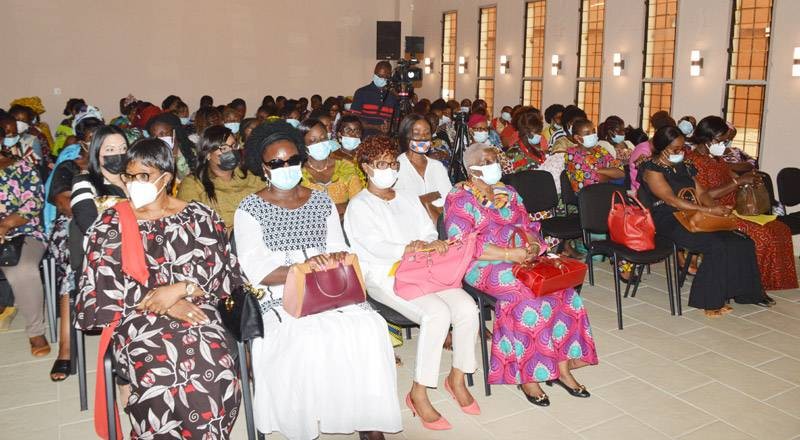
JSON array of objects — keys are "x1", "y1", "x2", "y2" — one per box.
[
  {"x1": 224, "y1": 122, "x2": 240, "y2": 134},
  {"x1": 285, "y1": 118, "x2": 300, "y2": 128},
  {"x1": 668, "y1": 152, "x2": 685, "y2": 164},
  {"x1": 470, "y1": 163, "x2": 502, "y2": 185},
  {"x1": 501, "y1": 112, "x2": 512, "y2": 122},
  {"x1": 3, "y1": 135, "x2": 20, "y2": 147},
  {"x1": 611, "y1": 134, "x2": 625, "y2": 144},
  {"x1": 327, "y1": 139, "x2": 340, "y2": 152},
  {"x1": 473, "y1": 131, "x2": 489, "y2": 143},
  {"x1": 581, "y1": 133, "x2": 599, "y2": 148},
  {"x1": 341, "y1": 136, "x2": 361, "y2": 151},
  {"x1": 527, "y1": 134, "x2": 542, "y2": 145},
  {"x1": 678, "y1": 120, "x2": 694, "y2": 136},
  {"x1": 372, "y1": 74, "x2": 387, "y2": 88},
  {"x1": 265, "y1": 164, "x2": 302, "y2": 190},
  {"x1": 180, "y1": 117, "x2": 191, "y2": 126},
  {"x1": 307, "y1": 141, "x2": 332, "y2": 161}
]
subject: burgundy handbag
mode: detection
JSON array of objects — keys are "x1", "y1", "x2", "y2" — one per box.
[
  {"x1": 394, "y1": 233, "x2": 479, "y2": 301},
  {"x1": 608, "y1": 191, "x2": 656, "y2": 251},
  {"x1": 283, "y1": 254, "x2": 367, "y2": 318},
  {"x1": 509, "y1": 228, "x2": 587, "y2": 296}
]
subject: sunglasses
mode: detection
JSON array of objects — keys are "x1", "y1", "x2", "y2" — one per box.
[{"x1": 264, "y1": 154, "x2": 303, "y2": 170}]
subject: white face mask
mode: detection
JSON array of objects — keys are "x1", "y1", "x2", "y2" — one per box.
[
  {"x1": 307, "y1": 141, "x2": 332, "y2": 161},
  {"x1": 668, "y1": 152, "x2": 685, "y2": 164},
  {"x1": 473, "y1": 130, "x2": 489, "y2": 144},
  {"x1": 369, "y1": 167, "x2": 399, "y2": 189},
  {"x1": 127, "y1": 173, "x2": 167, "y2": 209},
  {"x1": 440, "y1": 115, "x2": 452, "y2": 126},
  {"x1": 460, "y1": 106, "x2": 470, "y2": 113},
  {"x1": 285, "y1": 118, "x2": 300, "y2": 128},
  {"x1": 708, "y1": 142, "x2": 726, "y2": 157},
  {"x1": 580, "y1": 133, "x2": 599, "y2": 148},
  {"x1": 265, "y1": 165, "x2": 302, "y2": 190},
  {"x1": 158, "y1": 135, "x2": 174, "y2": 149},
  {"x1": 16, "y1": 121, "x2": 29, "y2": 134},
  {"x1": 344, "y1": 103, "x2": 352, "y2": 111},
  {"x1": 341, "y1": 136, "x2": 361, "y2": 151},
  {"x1": 180, "y1": 117, "x2": 191, "y2": 126},
  {"x1": 470, "y1": 163, "x2": 502, "y2": 185},
  {"x1": 501, "y1": 112, "x2": 512, "y2": 122},
  {"x1": 224, "y1": 122, "x2": 240, "y2": 134}
]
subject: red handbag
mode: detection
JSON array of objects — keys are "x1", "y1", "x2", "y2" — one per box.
[
  {"x1": 283, "y1": 254, "x2": 367, "y2": 318},
  {"x1": 608, "y1": 191, "x2": 656, "y2": 251},
  {"x1": 509, "y1": 228, "x2": 588, "y2": 296}
]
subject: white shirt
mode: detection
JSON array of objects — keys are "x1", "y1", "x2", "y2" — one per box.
[
  {"x1": 343, "y1": 189, "x2": 437, "y2": 280},
  {"x1": 394, "y1": 153, "x2": 453, "y2": 208}
]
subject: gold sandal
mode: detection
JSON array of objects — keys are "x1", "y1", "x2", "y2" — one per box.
[
  {"x1": 704, "y1": 309, "x2": 724, "y2": 319},
  {"x1": 0, "y1": 306, "x2": 17, "y2": 332}
]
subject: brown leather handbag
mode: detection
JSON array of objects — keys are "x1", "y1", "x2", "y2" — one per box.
[
  {"x1": 673, "y1": 188, "x2": 738, "y2": 233},
  {"x1": 283, "y1": 253, "x2": 367, "y2": 318},
  {"x1": 735, "y1": 182, "x2": 771, "y2": 216}
]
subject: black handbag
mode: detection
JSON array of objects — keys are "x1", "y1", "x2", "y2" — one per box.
[
  {"x1": 0, "y1": 235, "x2": 25, "y2": 267},
  {"x1": 217, "y1": 283, "x2": 265, "y2": 342}
]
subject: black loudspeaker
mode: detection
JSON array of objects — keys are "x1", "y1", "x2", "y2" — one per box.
[
  {"x1": 405, "y1": 36, "x2": 424, "y2": 56},
  {"x1": 377, "y1": 21, "x2": 401, "y2": 60}
]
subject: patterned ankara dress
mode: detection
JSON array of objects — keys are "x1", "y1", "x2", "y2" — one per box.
[
  {"x1": 444, "y1": 183, "x2": 598, "y2": 384},
  {"x1": 76, "y1": 202, "x2": 242, "y2": 440}
]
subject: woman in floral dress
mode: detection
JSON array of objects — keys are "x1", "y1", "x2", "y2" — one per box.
[
  {"x1": 76, "y1": 138, "x2": 241, "y2": 440},
  {"x1": 444, "y1": 143, "x2": 598, "y2": 406}
]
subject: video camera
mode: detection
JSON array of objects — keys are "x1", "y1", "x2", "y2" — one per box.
[{"x1": 389, "y1": 58, "x2": 423, "y2": 89}]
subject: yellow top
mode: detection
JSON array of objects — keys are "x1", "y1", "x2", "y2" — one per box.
[
  {"x1": 301, "y1": 159, "x2": 364, "y2": 205},
  {"x1": 176, "y1": 169, "x2": 265, "y2": 229}
]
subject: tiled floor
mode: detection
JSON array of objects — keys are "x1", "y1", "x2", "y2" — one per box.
[{"x1": 2, "y1": 264, "x2": 800, "y2": 439}]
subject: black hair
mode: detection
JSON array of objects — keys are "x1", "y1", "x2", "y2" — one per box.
[
  {"x1": 335, "y1": 114, "x2": 363, "y2": 136},
  {"x1": 281, "y1": 100, "x2": 298, "y2": 118},
  {"x1": 375, "y1": 60, "x2": 392, "y2": 71},
  {"x1": 570, "y1": 118, "x2": 594, "y2": 135},
  {"x1": 62, "y1": 98, "x2": 86, "y2": 116},
  {"x1": 240, "y1": 118, "x2": 260, "y2": 143},
  {"x1": 87, "y1": 125, "x2": 129, "y2": 191},
  {"x1": 8, "y1": 105, "x2": 35, "y2": 122},
  {"x1": 276, "y1": 96, "x2": 286, "y2": 102},
  {"x1": 308, "y1": 109, "x2": 328, "y2": 121},
  {"x1": 598, "y1": 115, "x2": 625, "y2": 140},
  {"x1": 230, "y1": 98, "x2": 246, "y2": 109},
  {"x1": 626, "y1": 127, "x2": 649, "y2": 146},
  {"x1": 257, "y1": 104, "x2": 276, "y2": 117},
  {"x1": 322, "y1": 97, "x2": 340, "y2": 112},
  {"x1": 161, "y1": 95, "x2": 181, "y2": 110},
  {"x1": 561, "y1": 105, "x2": 587, "y2": 131},
  {"x1": 690, "y1": 115, "x2": 727, "y2": 145},
  {"x1": 297, "y1": 118, "x2": 325, "y2": 140},
  {"x1": 145, "y1": 112, "x2": 197, "y2": 169},
  {"x1": 125, "y1": 137, "x2": 176, "y2": 176},
  {"x1": 261, "y1": 95, "x2": 275, "y2": 107},
  {"x1": 430, "y1": 99, "x2": 448, "y2": 112},
  {"x1": 75, "y1": 117, "x2": 104, "y2": 142},
  {"x1": 398, "y1": 113, "x2": 432, "y2": 153},
  {"x1": 652, "y1": 126, "x2": 684, "y2": 153},
  {"x1": 544, "y1": 104, "x2": 566, "y2": 124},
  {"x1": 311, "y1": 94, "x2": 322, "y2": 101},
  {"x1": 194, "y1": 125, "x2": 235, "y2": 203},
  {"x1": 244, "y1": 120, "x2": 307, "y2": 178},
  {"x1": 200, "y1": 95, "x2": 214, "y2": 107}
]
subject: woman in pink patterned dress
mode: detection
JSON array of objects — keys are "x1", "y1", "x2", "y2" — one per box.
[{"x1": 444, "y1": 143, "x2": 598, "y2": 407}]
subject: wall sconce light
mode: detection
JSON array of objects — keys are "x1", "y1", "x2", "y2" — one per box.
[
  {"x1": 499, "y1": 55, "x2": 510, "y2": 74},
  {"x1": 793, "y1": 47, "x2": 800, "y2": 77},
  {"x1": 424, "y1": 57, "x2": 433, "y2": 75},
  {"x1": 690, "y1": 50, "x2": 704, "y2": 77},
  {"x1": 458, "y1": 56, "x2": 467, "y2": 74},
  {"x1": 551, "y1": 54, "x2": 562, "y2": 76},
  {"x1": 612, "y1": 52, "x2": 625, "y2": 76}
]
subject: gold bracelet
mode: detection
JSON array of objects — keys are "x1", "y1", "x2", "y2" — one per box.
[{"x1": 503, "y1": 249, "x2": 509, "y2": 261}]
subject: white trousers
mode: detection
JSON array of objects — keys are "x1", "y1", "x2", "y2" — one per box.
[{"x1": 367, "y1": 275, "x2": 479, "y2": 388}]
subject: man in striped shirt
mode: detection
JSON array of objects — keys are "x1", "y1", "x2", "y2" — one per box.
[{"x1": 351, "y1": 61, "x2": 397, "y2": 137}]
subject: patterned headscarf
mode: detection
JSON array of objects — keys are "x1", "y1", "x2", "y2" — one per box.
[{"x1": 9, "y1": 97, "x2": 46, "y2": 115}]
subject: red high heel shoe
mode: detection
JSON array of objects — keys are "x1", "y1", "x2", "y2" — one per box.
[
  {"x1": 405, "y1": 393, "x2": 452, "y2": 430},
  {"x1": 444, "y1": 378, "x2": 481, "y2": 415}
]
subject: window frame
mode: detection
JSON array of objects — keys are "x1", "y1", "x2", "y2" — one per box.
[
  {"x1": 476, "y1": 5, "x2": 497, "y2": 112},
  {"x1": 440, "y1": 11, "x2": 458, "y2": 100},
  {"x1": 639, "y1": 0, "x2": 679, "y2": 133},
  {"x1": 575, "y1": 0, "x2": 605, "y2": 123},
  {"x1": 521, "y1": 0, "x2": 547, "y2": 108}
]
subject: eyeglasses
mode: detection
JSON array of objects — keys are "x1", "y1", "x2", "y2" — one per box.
[
  {"x1": 264, "y1": 154, "x2": 303, "y2": 170},
  {"x1": 120, "y1": 172, "x2": 155, "y2": 183},
  {"x1": 373, "y1": 160, "x2": 400, "y2": 170},
  {"x1": 216, "y1": 142, "x2": 239, "y2": 153}
]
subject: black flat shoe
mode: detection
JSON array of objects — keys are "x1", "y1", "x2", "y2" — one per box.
[
  {"x1": 619, "y1": 274, "x2": 640, "y2": 285},
  {"x1": 517, "y1": 385, "x2": 550, "y2": 407},
  {"x1": 763, "y1": 294, "x2": 777, "y2": 306},
  {"x1": 737, "y1": 298, "x2": 772, "y2": 308},
  {"x1": 50, "y1": 359, "x2": 71, "y2": 382},
  {"x1": 545, "y1": 379, "x2": 591, "y2": 398}
]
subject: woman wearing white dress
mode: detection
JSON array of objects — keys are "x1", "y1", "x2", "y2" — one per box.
[
  {"x1": 234, "y1": 121, "x2": 401, "y2": 440},
  {"x1": 344, "y1": 136, "x2": 479, "y2": 431}
]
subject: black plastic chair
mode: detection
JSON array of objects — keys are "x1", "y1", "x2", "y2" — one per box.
[
  {"x1": 777, "y1": 167, "x2": 800, "y2": 235},
  {"x1": 578, "y1": 183, "x2": 681, "y2": 329},
  {"x1": 560, "y1": 169, "x2": 579, "y2": 209},
  {"x1": 507, "y1": 170, "x2": 582, "y2": 251}
]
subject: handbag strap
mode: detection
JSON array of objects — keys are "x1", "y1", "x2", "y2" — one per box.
[
  {"x1": 311, "y1": 263, "x2": 351, "y2": 298},
  {"x1": 611, "y1": 191, "x2": 627, "y2": 209},
  {"x1": 507, "y1": 226, "x2": 529, "y2": 248},
  {"x1": 677, "y1": 187, "x2": 698, "y2": 204}
]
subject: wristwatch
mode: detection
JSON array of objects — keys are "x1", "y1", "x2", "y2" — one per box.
[{"x1": 184, "y1": 282, "x2": 196, "y2": 300}]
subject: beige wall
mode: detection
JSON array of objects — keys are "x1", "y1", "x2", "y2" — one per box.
[{"x1": 0, "y1": 0, "x2": 407, "y2": 129}]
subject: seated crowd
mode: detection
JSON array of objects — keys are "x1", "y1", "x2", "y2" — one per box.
[{"x1": 0, "y1": 60, "x2": 795, "y2": 440}]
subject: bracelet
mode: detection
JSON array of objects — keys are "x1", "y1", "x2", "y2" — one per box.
[
  {"x1": 732, "y1": 177, "x2": 739, "y2": 185},
  {"x1": 503, "y1": 249, "x2": 509, "y2": 261}
]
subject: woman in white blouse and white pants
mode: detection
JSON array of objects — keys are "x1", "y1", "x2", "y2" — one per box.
[{"x1": 344, "y1": 135, "x2": 479, "y2": 431}]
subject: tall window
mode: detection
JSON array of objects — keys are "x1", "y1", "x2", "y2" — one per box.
[
  {"x1": 576, "y1": 0, "x2": 605, "y2": 123},
  {"x1": 522, "y1": 1, "x2": 547, "y2": 108},
  {"x1": 477, "y1": 6, "x2": 497, "y2": 112},
  {"x1": 723, "y1": 0, "x2": 773, "y2": 157},
  {"x1": 640, "y1": 0, "x2": 678, "y2": 133},
  {"x1": 441, "y1": 11, "x2": 457, "y2": 100}
]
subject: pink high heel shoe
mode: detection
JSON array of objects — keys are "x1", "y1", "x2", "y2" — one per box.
[
  {"x1": 405, "y1": 393, "x2": 452, "y2": 430},
  {"x1": 444, "y1": 378, "x2": 481, "y2": 415}
]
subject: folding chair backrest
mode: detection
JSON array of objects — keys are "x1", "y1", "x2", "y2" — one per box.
[
  {"x1": 436, "y1": 214, "x2": 447, "y2": 240},
  {"x1": 506, "y1": 170, "x2": 559, "y2": 214},
  {"x1": 777, "y1": 167, "x2": 800, "y2": 207},
  {"x1": 577, "y1": 183, "x2": 626, "y2": 234},
  {"x1": 756, "y1": 171, "x2": 777, "y2": 207},
  {"x1": 561, "y1": 170, "x2": 579, "y2": 207}
]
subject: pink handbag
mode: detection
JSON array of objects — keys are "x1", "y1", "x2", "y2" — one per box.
[{"x1": 393, "y1": 233, "x2": 479, "y2": 301}]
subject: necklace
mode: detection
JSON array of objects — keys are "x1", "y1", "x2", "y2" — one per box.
[{"x1": 307, "y1": 159, "x2": 331, "y2": 172}]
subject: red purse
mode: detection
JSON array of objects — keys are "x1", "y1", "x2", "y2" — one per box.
[
  {"x1": 509, "y1": 228, "x2": 588, "y2": 296},
  {"x1": 607, "y1": 191, "x2": 656, "y2": 251},
  {"x1": 283, "y1": 254, "x2": 367, "y2": 318}
]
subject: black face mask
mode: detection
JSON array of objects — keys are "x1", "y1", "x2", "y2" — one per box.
[
  {"x1": 218, "y1": 151, "x2": 240, "y2": 171},
  {"x1": 101, "y1": 154, "x2": 126, "y2": 175}
]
